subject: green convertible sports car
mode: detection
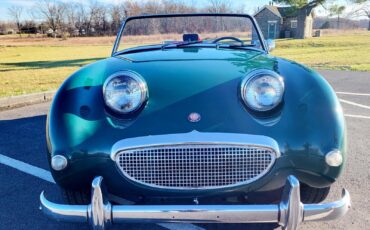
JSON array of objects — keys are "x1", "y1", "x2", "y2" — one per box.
[{"x1": 40, "y1": 13, "x2": 350, "y2": 230}]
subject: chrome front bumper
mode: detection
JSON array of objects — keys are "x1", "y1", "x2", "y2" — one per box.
[{"x1": 40, "y1": 175, "x2": 350, "y2": 230}]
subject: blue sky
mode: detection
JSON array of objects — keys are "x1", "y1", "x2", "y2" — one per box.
[{"x1": 0, "y1": 0, "x2": 344, "y2": 21}]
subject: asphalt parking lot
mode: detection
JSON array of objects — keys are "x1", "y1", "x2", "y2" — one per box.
[{"x1": 1, "y1": 70, "x2": 369, "y2": 230}]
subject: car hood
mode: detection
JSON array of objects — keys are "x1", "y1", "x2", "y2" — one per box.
[
  {"x1": 117, "y1": 47, "x2": 263, "y2": 62},
  {"x1": 106, "y1": 48, "x2": 278, "y2": 121},
  {"x1": 54, "y1": 47, "x2": 280, "y2": 143}
]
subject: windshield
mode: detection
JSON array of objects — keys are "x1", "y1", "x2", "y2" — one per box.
[{"x1": 113, "y1": 14, "x2": 265, "y2": 54}]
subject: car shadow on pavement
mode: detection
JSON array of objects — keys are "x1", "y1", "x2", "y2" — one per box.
[{"x1": 0, "y1": 114, "x2": 48, "y2": 169}]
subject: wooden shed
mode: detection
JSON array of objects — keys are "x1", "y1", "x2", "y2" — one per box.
[{"x1": 254, "y1": 4, "x2": 315, "y2": 39}]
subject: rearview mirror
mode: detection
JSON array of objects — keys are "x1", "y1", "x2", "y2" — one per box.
[{"x1": 266, "y1": 39, "x2": 275, "y2": 52}]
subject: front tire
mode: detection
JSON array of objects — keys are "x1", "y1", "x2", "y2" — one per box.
[
  {"x1": 300, "y1": 183, "x2": 330, "y2": 203},
  {"x1": 62, "y1": 188, "x2": 90, "y2": 205}
]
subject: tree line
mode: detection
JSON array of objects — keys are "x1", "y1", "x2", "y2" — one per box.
[
  {"x1": 4, "y1": 0, "x2": 242, "y2": 37},
  {"x1": 2, "y1": 0, "x2": 369, "y2": 37}
]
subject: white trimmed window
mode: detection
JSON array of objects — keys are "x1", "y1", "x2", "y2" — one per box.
[{"x1": 291, "y1": 20, "x2": 298, "y2": 28}]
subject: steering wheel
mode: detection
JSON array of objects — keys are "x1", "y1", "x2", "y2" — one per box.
[{"x1": 212, "y1": 36, "x2": 244, "y2": 45}]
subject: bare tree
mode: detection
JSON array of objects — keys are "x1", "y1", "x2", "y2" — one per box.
[
  {"x1": 205, "y1": 0, "x2": 232, "y2": 33},
  {"x1": 273, "y1": 0, "x2": 327, "y2": 8},
  {"x1": 36, "y1": 0, "x2": 66, "y2": 37},
  {"x1": 75, "y1": 2, "x2": 88, "y2": 36},
  {"x1": 8, "y1": 6, "x2": 23, "y2": 37},
  {"x1": 70, "y1": 0, "x2": 106, "y2": 36},
  {"x1": 65, "y1": 3, "x2": 78, "y2": 35},
  {"x1": 124, "y1": 0, "x2": 143, "y2": 17},
  {"x1": 109, "y1": 4, "x2": 125, "y2": 35},
  {"x1": 206, "y1": 0, "x2": 231, "y2": 13},
  {"x1": 330, "y1": 4, "x2": 346, "y2": 29},
  {"x1": 91, "y1": 6, "x2": 108, "y2": 36},
  {"x1": 162, "y1": 0, "x2": 195, "y2": 13},
  {"x1": 349, "y1": 0, "x2": 370, "y2": 30}
]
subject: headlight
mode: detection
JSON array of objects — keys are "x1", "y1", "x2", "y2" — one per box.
[
  {"x1": 103, "y1": 71, "x2": 148, "y2": 114},
  {"x1": 241, "y1": 69, "x2": 284, "y2": 111}
]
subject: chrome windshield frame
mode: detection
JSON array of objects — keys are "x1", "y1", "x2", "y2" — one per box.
[{"x1": 111, "y1": 13, "x2": 268, "y2": 56}]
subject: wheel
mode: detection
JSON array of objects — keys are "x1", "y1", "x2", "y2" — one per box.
[
  {"x1": 300, "y1": 183, "x2": 330, "y2": 203},
  {"x1": 62, "y1": 187, "x2": 91, "y2": 205}
]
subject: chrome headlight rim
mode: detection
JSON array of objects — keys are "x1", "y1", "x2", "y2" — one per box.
[
  {"x1": 103, "y1": 70, "x2": 148, "y2": 115},
  {"x1": 240, "y1": 69, "x2": 285, "y2": 112}
]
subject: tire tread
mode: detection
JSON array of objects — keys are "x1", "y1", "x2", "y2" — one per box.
[
  {"x1": 300, "y1": 184, "x2": 330, "y2": 203},
  {"x1": 62, "y1": 188, "x2": 90, "y2": 205}
]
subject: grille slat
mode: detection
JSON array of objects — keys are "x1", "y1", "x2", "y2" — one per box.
[{"x1": 116, "y1": 144, "x2": 276, "y2": 190}]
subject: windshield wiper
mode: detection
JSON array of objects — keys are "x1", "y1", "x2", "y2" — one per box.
[
  {"x1": 161, "y1": 40, "x2": 204, "y2": 50},
  {"x1": 114, "y1": 45, "x2": 162, "y2": 56},
  {"x1": 114, "y1": 41, "x2": 204, "y2": 56},
  {"x1": 217, "y1": 43, "x2": 256, "y2": 48},
  {"x1": 216, "y1": 43, "x2": 261, "y2": 51}
]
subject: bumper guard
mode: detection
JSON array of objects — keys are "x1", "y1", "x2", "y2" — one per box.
[{"x1": 40, "y1": 175, "x2": 350, "y2": 230}]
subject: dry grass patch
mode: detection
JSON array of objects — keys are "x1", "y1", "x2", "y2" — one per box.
[{"x1": 0, "y1": 35, "x2": 116, "y2": 46}]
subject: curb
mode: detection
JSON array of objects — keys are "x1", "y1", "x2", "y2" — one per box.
[{"x1": 0, "y1": 91, "x2": 56, "y2": 111}]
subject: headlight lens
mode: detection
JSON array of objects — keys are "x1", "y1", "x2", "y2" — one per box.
[
  {"x1": 241, "y1": 70, "x2": 284, "y2": 111},
  {"x1": 103, "y1": 71, "x2": 148, "y2": 114}
]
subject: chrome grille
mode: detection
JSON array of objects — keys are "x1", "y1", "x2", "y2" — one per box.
[{"x1": 115, "y1": 144, "x2": 276, "y2": 190}]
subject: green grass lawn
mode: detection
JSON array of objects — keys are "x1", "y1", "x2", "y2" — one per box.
[
  {"x1": 272, "y1": 32, "x2": 370, "y2": 72},
  {"x1": 0, "y1": 32, "x2": 369, "y2": 97},
  {"x1": 0, "y1": 45, "x2": 112, "y2": 97}
]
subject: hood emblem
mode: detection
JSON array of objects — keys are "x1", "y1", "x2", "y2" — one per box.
[{"x1": 188, "y1": 112, "x2": 201, "y2": 123}]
